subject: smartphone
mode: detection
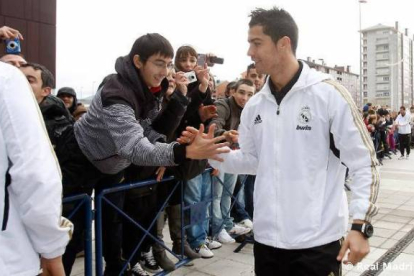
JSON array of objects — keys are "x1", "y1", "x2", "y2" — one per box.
[{"x1": 197, "y1": 54, "x2": 207, "y2": 66}]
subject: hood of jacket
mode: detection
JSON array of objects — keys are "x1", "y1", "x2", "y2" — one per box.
[{"x1": 99, "y1": 55, "x2": 169, "y2": 119}]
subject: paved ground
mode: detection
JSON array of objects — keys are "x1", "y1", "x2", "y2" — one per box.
[{"x1": 72, "y1": 151, "x2": 414, "y2": 275}]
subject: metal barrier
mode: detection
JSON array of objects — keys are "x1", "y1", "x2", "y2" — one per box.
[
  {"x1": 63, "y1": 193, "x2": 93, "y2": 276},
  {"x1": 65, "y1": 169, "x2": 254, "y2": 275},
  {"x1": 95, "y1": 176, "x2": 198, "y2": 276}
]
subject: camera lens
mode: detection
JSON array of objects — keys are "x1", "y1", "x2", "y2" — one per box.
[{"x1": 8, "y1": 41, "x2": 17, "y2": 49}]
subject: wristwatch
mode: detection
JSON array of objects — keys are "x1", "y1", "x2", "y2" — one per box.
[{"x1": 351, "y1": 222, "x2": 374, "y2": 238}]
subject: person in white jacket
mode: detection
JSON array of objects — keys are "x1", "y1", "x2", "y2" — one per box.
[
  {"x1": 395, "y1": 106, "x2": 411, "y2": 159},
  {"x1": 207, "y1": 7, "x2": 380, "y2": 276},
  {"x1": 0, "y1": 61, "x2": 73, "y2": 275}
]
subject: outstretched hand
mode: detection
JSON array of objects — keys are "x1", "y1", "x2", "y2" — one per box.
[
  {"x1": 185, "y1": 124, "x2": 230, "y2": 162},
  {"x1": 199, "y1": 104, "x2": 218, "y2": 122}
]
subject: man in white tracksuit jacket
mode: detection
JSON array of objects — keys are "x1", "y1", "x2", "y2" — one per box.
[
  {"x1": 209, "y1": 7, "x2": 380, "y2": 276},
  {"x1": 0, "y1": 62, "x2": 73, "y2": 275}
]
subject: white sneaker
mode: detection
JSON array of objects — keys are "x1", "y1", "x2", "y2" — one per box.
[
  {"x1": 398, "y1": 156, "x2": 405, "y2": 160},
  {"x1": 195, "y1": 244, "x2": 214, "y2": 258},
  {"x1": 238, "y1": 219, "x2": 253, "y2": 230},
  {"x1": 206, "y1": 237, "x2": 223, "y2": 249},
  {"x1": 217, "y1": 229, "x2": 235, "y2": 244},
  {"x1": 407, "y1": 155, "x2": 410, "y2": 160},
  {"x1": 130, "y1": 263, "x2": 150, "y2": 276},
  {"x1": 229, "y1": 224, "x2": 251, "y2": 236}
]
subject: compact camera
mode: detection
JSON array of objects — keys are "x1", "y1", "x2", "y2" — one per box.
[
  {"x1": 5, "y1": 38, "x2": 21, "y2": 54},
  {"x1": 184, "y1": 71, "x2": 197, "y2": 84}
]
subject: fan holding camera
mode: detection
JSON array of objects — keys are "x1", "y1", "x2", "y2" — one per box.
[{"x1": 0, "y1": 26, "x2": 26, "y2": 68}]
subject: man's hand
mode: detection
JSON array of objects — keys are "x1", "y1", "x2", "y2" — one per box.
[
  {"x1": 177, "y1": 129, "x2": 197, "y2": 144},
  {"x1": 199, "y1": 104, "x2": 218, "y2": 122},
  {"x1": 224, "y1": 130, "x2": 239, "y2": 144},
  {"x1": 155, "y1": 167, "x2": 166, "y2": 182},
  {"x1": 185, "y1": 124, "x2": 230, "y2": 162},
  {"x1": 211, "y1": 168, "x2": 220, "y2": 176},
  {"x1": 194, "y1": 64, "x2": 209, "y2": 92},
  {"x1": 174, "y1": 71, "x2": 189, "y2": 96},
  {"x1": 337, "y1": 231, "x2": 370, "y2": 265},
  {"x1": 41, "y1": 256, "x2": 65, "y2": 276},
  {"x1": 0, "y1": 26, "x2": 23, "y2": 40}
]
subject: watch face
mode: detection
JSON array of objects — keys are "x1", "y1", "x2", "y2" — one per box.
[{"x1": 365, "y1": 224, "x2": 374, "y2": 237}]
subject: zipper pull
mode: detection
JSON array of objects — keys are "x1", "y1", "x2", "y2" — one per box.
[{"x1": 277, "y1": 105, "x2": 280, "y2": 115}]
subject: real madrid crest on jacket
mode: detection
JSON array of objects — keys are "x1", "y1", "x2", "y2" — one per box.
[{"x1": 296, "y1": 105, "x2": 312, "y2": 130}]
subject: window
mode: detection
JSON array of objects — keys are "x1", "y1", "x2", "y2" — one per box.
[
  {"x1": 376, "y1": 45, "x2": 389, "y2": 51},
  {"x1": 376, "y1": 60, "x2": 389, "y2": 67},
  {"x1": 363, "y1": 84, "x2": 368, "y2": 89},
  {"x1": 377, "y1": 84, "x2": 389, "y2": 90},
  {"x1": 376, "y1": 53, "x2": 389, "y2": 59},
  {"x1": 363, "y1": 92, "x2": 368, "y2": 97},
  {"x1": 376, "y1": 37, "x2": 388, "y2": 43},
  {"x1": 376, "y1": 68, "x2": 390, "y2": 75}
]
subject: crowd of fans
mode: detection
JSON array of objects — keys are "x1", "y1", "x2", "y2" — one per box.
[
  {"x1": 0, "y1": 25, "x2": 267, "y2": 276},
  {"x1": 362, "y1": 102, "x2": 413, "y2": 165}
]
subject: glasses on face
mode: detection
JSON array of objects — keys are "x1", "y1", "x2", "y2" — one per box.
[{"x1": 150, "y1": 60, "x2": 174, "y2": 71}]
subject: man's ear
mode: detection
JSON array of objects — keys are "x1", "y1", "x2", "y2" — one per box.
[
  {"x1": 133, "y1": 54, "x2": 143, "y2": 69},
  {"x1": 277, "y1": 36, "x2": 292, "y2": 53},
  {"x1": 42, "y1": 87, "x2": 52, "y2": 97}
]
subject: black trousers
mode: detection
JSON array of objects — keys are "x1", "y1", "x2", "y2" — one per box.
[
  {"x1": 122, "y1": 189, "x2": 159, "y2": 266},
  {"x1": 254, "y1": 240, "x2": 342, "y2": 276},
  {"x1": 399, "y1": 133, "x2": 411, "y2": 156}
]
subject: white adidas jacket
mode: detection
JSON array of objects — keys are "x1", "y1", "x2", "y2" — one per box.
[
  {"x1": 210, "y1": 62, "x2": 380, "y2": 249},
  {"x1": 0, "y1": 63, "x2": 72, "y2": 275}
]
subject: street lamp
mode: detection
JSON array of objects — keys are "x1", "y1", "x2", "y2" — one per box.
[{"x1": 359, "y1": 0, "x2": 367, "y2": 108}]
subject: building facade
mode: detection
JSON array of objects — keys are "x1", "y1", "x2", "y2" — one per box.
[
  {"x1": 361, "y1": 23, "x2": 414, "y2": 111},
  {"x1": 0, "y1": 0, "x2": 56, "y2": 76},
  {"x1": 303, "y1": 58, "x2": 360, "y2": 107}
]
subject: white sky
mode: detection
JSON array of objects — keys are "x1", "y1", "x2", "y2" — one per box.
[{"x1": 56, "y1": 0, "x2": 414, "y2": 98}]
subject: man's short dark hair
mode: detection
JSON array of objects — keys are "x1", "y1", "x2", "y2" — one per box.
[
  {"x1": 249, "y1": 7, "x2": 299, "y2": 55},
  {"x1": 21, "y1": 62, "x2": 55, "y2": 88},
  {"x1": 400, "y1": 106, "x2": 406, "y2": 110},
  {"x1": 128, "y1": 33, "x2": 174, "y2": 63},
  {"x1": 234, "y1": 79, "x2": 255, "y2": 92},
  {"x1": 246, "y1": 63, "x2": 256, "y2": 76},
  {"x1": 367, "y1": 103, "x2": 372, "y2": 106}
]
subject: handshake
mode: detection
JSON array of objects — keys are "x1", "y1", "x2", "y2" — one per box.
[{"x1": 177, "y1": 124, "x2": 230, "y2": 162}]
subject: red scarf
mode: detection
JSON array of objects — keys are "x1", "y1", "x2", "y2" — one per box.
[{"x1": 150, "y1": 86, "x2": 162, "y2": 93}]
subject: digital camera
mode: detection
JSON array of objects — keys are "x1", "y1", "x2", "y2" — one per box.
[
  {"x1": 5, "y1": 38, "x2": 21, "y2": 54},
  {"x1": 184, "y1": 71, "x2": 197, "y2": 84},
  {"x1": 198, "y1": 53, "x2": 224, "y2": 66}
]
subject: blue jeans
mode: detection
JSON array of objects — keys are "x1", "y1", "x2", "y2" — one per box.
[
  {"x1": 184, "y1": 170, "x2": 212, "y2": 248},
  {"x1": 212, "y1": 172, "x2": 237, "y2": 236}
]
